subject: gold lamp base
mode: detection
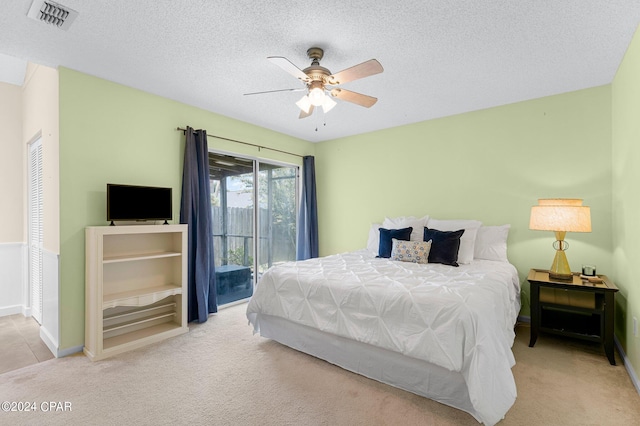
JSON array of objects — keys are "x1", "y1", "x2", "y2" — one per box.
[{"x1": 548, "y1": 231, "x2": 573, "y2": 281}]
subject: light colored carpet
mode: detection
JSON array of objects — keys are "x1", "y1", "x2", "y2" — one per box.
[{"x1": 1, "y1": 302, "x2": 639, "y2": 425}]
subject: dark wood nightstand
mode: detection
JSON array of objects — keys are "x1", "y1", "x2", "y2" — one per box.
[{"x1": 527, "y1": 268, "x2": 619, "y2": 365}]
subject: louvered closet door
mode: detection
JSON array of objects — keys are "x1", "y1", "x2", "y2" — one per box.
[{"x1": 29, "y1": 139, "x2": 43, "y2": 324}]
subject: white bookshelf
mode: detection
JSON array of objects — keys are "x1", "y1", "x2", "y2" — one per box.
[{"x1": 84, "y1": 224, "x2": 188, "y2": 361}]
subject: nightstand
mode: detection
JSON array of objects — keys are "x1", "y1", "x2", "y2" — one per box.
[{"x1": 527, "y1": 268, "x2": 619, "y2": 365}]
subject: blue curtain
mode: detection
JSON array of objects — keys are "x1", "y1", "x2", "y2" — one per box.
[
  {"x1": 180, "y1": 127, "x2": 217, "y2": 322},
  {"x1": 296, "y1": 156, "x2": 319, "y2": 260}
]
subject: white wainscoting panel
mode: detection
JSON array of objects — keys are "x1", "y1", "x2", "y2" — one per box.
[
  {"x1": 40, "y1": 248, "x2": 59, "y2": 356},
  {"x1": 0, "y1": 243, "x2": 59, "y2": 357},
  {"x1": 0, "y1": 243, "x2": 25, "y2": 316}
]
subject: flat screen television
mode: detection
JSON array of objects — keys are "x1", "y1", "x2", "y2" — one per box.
[{"x1": 107, "y1": 184, "x2": 172, "y2": 224}]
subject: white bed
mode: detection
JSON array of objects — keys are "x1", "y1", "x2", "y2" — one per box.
[{"x1": 246, "y1": 249, "x2": 520, "y2": 425}]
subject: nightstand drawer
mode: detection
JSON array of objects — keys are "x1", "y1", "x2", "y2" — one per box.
[{"x1": 539, "y1": 287, "x2": 595, "y2": 309}]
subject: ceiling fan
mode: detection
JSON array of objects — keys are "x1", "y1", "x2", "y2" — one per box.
[{"x1": 245, "y1": 47, "x2": 383, "y2": 119}]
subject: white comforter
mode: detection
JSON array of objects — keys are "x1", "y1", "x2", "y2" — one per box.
[{"x1": 246, "y1": 250, "x2": 521, "y2": 425}]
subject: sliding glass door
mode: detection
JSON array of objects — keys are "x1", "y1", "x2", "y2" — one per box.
[{"x1": 209, "y1": 152, "x2": 298, "y2": 305}]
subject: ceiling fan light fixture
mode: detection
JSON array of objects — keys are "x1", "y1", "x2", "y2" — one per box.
[
  {"x1": 322, "y1": 96, "x2": 337, "y2": 113},
  {"x1": 296, "y1": 95, "x2": 312, "y2": 113},
  {"x1": 308, "y1": 86, "x2": 325, "y2": 106},
  {"x1": 256, "y1": 47, "x2": 384, "y2": 120}
]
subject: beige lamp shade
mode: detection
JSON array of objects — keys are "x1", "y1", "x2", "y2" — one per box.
[
  {"x1": 529, "y1": 198, "x2": 591, "y2": 281},
  {"x1": 529, "y1": 199, "x2": 591, "y2": 232}
]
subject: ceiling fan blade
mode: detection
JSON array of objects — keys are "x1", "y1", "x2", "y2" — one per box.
[
  {"x1": 299, "y1": 105, "x2": 314, "y2": 119},
  {"x1": 244, "y1": 88, "x2": 306, "y2": 96},
  {"x1": 267, "y1": 56, "x2": 310, "y2": 82},
  {"x1": 330, "y1": 88, "x2": 377, "y2": 108},
  {"x1": 327, "y1": 59, "x2": 383, "y2": 85}
]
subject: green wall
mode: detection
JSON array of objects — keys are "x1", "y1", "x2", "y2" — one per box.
[
  {"x1": 612, "y1": 24, "x2": 640, "y2": 379},
  {"x1": 57, "y1": 64, "x2": 633, "y2": 374},
  {"x1": 315, "y1": 86, "x2": 613, "y2": 316},
  {"x1": 58, "y1": 68, "x2": 314, "y2": 350}
]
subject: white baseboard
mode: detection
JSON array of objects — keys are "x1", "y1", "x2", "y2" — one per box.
[
  {"x1": 57, "y1": 344, "x2": 83, "y2": 358},
  {"x1": 615, "y1": 337, "x2": 640, "y2": 395},
  {"x1": 39, "y1": 325, "x2": 58, "y2": 358},
  {"x1": 40, "y1": 323, "x2": 82, "y2": 358},
  {"x1": 0, "y1": 305, "x2": 23, "y2": 317}
]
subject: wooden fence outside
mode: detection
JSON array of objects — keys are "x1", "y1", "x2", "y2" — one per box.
[{"x1": 212, "y1": 206, "x2": 296, "y2": 271}]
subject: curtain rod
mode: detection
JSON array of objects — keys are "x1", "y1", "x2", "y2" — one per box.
[{"x1": 176, "y1": 127, "x2": 304, "y2": 158}]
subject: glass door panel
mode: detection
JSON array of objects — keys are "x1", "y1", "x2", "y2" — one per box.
[
  {"x1": 257, "y1": 163, "x2": 297, "y2": 278},
  {"x1": 210, "y1": 154, "x2": 254, "y2": 305}
]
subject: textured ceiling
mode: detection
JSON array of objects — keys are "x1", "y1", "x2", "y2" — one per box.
[{"x1": 1, "y1": 1, "x2": 639, "y2": 142}]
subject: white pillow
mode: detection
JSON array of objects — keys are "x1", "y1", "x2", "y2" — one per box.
[
  {"x1": 366, "y1": 223, "x2": 382, "y2": 254},
  {"x1": 382, "y1": 215, "x2": 429, "y2": 241},
  {"x1": 474, "y1": 225, "x2": 510, "y2": 262},
  {"x1": 426, "y1": 218, "x2": 482, "y2": 264}
]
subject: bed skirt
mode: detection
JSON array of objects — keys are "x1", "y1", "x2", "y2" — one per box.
[{"x1": 252, "y1": 312, "x2": 486, "y2": 424}]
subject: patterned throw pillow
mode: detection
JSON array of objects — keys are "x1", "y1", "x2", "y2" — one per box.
[{"x1": 390, "y1": 239, "x2": 432, "y2": 264}]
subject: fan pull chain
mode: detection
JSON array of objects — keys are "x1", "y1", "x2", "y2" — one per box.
[{"x1": 315, "y1": 111, "x2": 327, "y2": 132}]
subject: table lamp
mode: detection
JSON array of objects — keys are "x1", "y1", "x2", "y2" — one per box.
[{"x1": 529, "y1": 198, "x2": 591, "y2": 280}]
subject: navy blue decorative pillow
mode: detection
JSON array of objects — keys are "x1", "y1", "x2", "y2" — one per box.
[
  {"x1": 378, "y1": 227, "x2": 413, "y2": 258},
  {"x1": 423, "y1": 227, "x2": 465, "y2": 267}
]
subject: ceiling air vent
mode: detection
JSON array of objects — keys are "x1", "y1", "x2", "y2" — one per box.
[{"x1": 27, "y1": 0, "x2": 78, "y2": 31}]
